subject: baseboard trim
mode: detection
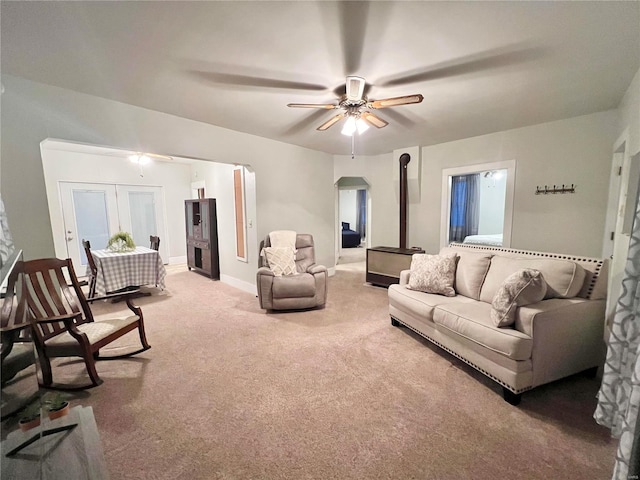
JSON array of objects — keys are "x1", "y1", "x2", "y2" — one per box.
[
  {"x1": 169, "y1": 256, "x2": 187, "y2": 265},
  {"x1": 221, "y1": 274, "x2": 257, "y2": 295}
]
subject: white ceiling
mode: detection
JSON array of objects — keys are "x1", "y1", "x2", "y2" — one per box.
[{"x1": 2, "y1": 1, "x2": 639, "y2": 156}]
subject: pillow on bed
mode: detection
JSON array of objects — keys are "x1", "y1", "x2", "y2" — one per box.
[
  {"x1": 263, "y1": 246, "x2": 297, "y2": 276},
  {"x1": 407, "y1": 253, "x2": 457, "y2": 297},
  {"x1": 491, "y1": 268, "x2": 547, "y2": 327}
]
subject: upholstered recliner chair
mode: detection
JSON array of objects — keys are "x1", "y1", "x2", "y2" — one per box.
[{"x1": 257, "y1": 233, "x2": 327, "y2": 311}]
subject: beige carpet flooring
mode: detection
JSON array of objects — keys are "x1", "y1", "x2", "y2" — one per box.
[{"x1": 2, "y1": 267, "x2": 616, "y2": 479}]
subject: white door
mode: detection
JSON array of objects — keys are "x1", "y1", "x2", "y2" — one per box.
[
  {"x1": 60, "y1": 183, "x2": 119, "y2": 270},
  {"x1": 60, "y1": 182, "x2": 169, "y2": 272},
  {"x1": 116, "y1": 185, "x2": 169, "y2": 262}
]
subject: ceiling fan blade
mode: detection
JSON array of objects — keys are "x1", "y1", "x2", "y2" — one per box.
[
  {"x1": 189, "y1": 71, "x2": 327, "y2": 91},
  {"x1": 369, "y1": 94, "x2": 424, "y2": 109},
  {"x1": 287, "y1": 103, "x2": 337, "y2": 109},
  {"x1": 337, "y1": 1, "x2": 368, "y2": 74},
  {"x1": 284, "y1": 110, "x2": 332, "y2": 136},
  {"x1": 377, "y1": 45, "x2": 546, "y2": 87},
  {"x1": 317, "y1": 114, "x2": 345, "y2": 131},
  {"x1": 345, "y1": 76, "x2": 366, "y2": 101},
  {"x1": 360, "y1": 112, "x2": 388, "y2": 129}
]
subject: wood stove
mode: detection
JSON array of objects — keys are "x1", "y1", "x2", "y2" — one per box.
[{"x1": 366, "y1": 153, "x2": 424, "y2": 287}]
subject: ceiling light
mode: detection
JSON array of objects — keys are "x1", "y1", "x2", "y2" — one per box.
[
  {"x1": 356, "y1": 118, "x2": 369, "y2": 134},
  {"x1": 341, "y1": 116, "x2": 357, "y2": 136},
  {"x1": 129, "y1": 154, "x2": 150, "y2": 165}
]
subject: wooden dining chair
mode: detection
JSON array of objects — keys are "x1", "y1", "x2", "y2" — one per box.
[
  {"x1": 82, "y1": 239, "x2": 97, "y2": 299},
  {"x1": 22, "y1": 257, "x2": 151, "y2": 390},
  {"x1": 149, "y1": 235, "x2": 160, "y2": 251}
]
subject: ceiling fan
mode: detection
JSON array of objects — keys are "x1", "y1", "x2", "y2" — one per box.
[{"x1": 287, "y1": 76, "x2": 423, "y2": 135}]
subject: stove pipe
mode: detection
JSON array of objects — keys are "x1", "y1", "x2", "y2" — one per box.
[{"x1": 399, "y1": 153, "x2": 410, "y2": 249}]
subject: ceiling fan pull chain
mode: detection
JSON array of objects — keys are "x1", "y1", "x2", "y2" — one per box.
[{"x1": 351, "y1": 134, "x2": 355, "y2": 159}]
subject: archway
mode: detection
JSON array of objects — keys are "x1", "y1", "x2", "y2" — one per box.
[{"x1": 335, "y1": 176, "x2": 371, "y2": 269}]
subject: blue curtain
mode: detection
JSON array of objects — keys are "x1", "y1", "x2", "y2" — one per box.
[
  {"x1": 449, "y1": 174, "x2": 480, "y2": 243},
  {"x1": 356, "y1": 189, "x2": 366, "y2": 241}
]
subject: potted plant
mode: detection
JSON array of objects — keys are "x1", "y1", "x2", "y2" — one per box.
[
  {"x1": 43, "y1": 392, "x2": 70, "y2": 420},
  {"x1": 107, "y1": 231, "x2": 136, "y2": 253},
  {"x1": 18, "y1": 400, "x2": 41, "y2": 432}
]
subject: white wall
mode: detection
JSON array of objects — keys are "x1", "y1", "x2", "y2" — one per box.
[
  {"x1": 478, "y1": 171, "x2": 507, "y2": 235},
  {"x1": 0, "y1": 75, "x2": 335, "y2": 279},
  {"x1": 335, "y1": 111, "x2": 618, "y2": 257},
  {"x1": 617, "y1": 67, "x2": 640, "y2": 156},
  {"x1": 334, "y1": 152, "x2": 397, "y2": 248},
  {"x1": 40, "y1": 145, "x2": 191, "y2": 264},
  {"x1": 190, "y1": 162, "x2": 258, "y2": 290},
  {"x1": 339, "y1": 190, "x2": 357, "y2": 229}
]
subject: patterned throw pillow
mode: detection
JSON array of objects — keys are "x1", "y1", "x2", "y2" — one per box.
[
  {"x1": 263, "y1": 246, "x2": 297, "y2": 276},
  {"x1": 491, "y1": 268, "x2": 547, "y2": 327},
  {"x1": 407, "y1": 253, "x2": 457, "y2": 297}
]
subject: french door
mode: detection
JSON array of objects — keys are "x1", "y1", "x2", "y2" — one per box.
[{"x1": 60, "y1": 182, "x2": 168, "y2": 271}]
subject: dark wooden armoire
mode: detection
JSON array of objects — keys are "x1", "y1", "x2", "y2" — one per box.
[{"x1": 185, "y1": 198, "x2": 220, "y2": 279}]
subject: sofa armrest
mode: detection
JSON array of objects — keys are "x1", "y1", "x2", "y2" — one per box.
[
  {"x1": 515, "y1": 298, "x2": 597, "y2": 336},
  {"x1": 399, "y1": 269, "x2": 411, "y2": 286},
  {"x1": 516, "y1": 298, "x2": 606, "y2": 387},
  {"x1": 256, "y1": 267, "x2": 274, "y2": 310},
  {"x1": 257, "y1": 267, "x2": 274, "y2": 277},
  {"x1": 307, "y1": 264, "x2": 327, "y2": 275}
]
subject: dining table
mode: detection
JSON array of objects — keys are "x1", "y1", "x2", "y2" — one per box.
[{"x1": 86, "y1": 246, "x2": 166, "y2": 297}]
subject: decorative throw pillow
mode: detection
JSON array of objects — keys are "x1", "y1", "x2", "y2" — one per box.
[
  {"x1": 407, "y1": 253, "x2": 457, "y2": 297},
  {"x1": 263, "y1": 246, "x2": 297, "y2": 276},
  {"x1": 491, "y1": 268, "x2": 547, "y2": 327}
]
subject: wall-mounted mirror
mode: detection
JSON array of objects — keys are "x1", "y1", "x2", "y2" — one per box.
[{"x1": 440, "y1": 160, "x2": 516, "y2": 249}]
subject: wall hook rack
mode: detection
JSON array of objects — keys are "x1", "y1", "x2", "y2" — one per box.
[{"x1": 535, "y1": 184, "x2": 576, "y2": 195}]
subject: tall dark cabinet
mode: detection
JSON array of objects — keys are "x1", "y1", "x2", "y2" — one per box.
[{"x1": 185, "y1": 198, "x2": 220, "y2": 279}]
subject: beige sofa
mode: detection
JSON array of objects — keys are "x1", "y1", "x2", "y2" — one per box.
[{"x1": 388, "y1": 243, "x2": 608, "y2": 405}]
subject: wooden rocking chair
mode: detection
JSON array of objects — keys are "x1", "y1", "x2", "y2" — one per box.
[
  {"x1": 1, "y1": 261, "x2": 34, "y2": 386},
  {"x1": 22, "y1": 258, "x2": 151, "y2": 390}
]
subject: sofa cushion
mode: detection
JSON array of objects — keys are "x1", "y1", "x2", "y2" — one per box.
[
  {"x1": 388, "y1": 284, "x2": 476, "y2": 322},
  {"x1": 491, "y1": 269, "x2": 548, "y2": 327},
  {"x1": 432, "y1": 302, "x2": 533, "y2": 361},
  {"x1": 479, "y1": 256, "x2": 585, "y2": 303},
  {"x1": 264, "y1": 246, "x2": 297, "y2": 276},
  {"x1": 407, "y1": 253, "x2": 457, "y2": 297},
  {"x1": 440, "y1": 247, "x2": 492, "y2": 300},
  {"x1": 272, "y1": 273, "x2": 316, "y2": 298}
]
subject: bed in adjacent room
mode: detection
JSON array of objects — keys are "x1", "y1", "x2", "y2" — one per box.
[
  {"x1": 462, "y1": 233, "x2": 503, "y2": 246},
  {"x1": 341, "y1": 222, "x2": 361, "y2": 248}
]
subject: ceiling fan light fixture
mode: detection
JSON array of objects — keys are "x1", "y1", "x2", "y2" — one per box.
[
  {"x1": 356, "y1": 117, "x2": 369, "y2": 134},
  {"x1": 129, "y1": 154, "x2": 150, "y2": 165},
  {"x1": 341, "y1": 116, "x2": 357, "y2": 136}
]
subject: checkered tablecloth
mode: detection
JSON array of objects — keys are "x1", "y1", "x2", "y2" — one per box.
[{"x1": 86, "y1": 246, "x2": 166, "y2": 296}]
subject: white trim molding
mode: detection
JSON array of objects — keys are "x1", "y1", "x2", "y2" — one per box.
[{"x1": 440, "y1": 159, "x2": 516, "y2": 250}]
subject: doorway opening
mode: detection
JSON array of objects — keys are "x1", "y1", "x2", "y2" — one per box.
[{"x1": 335, "y1": 176, "x2": 370, "y2": 271}]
